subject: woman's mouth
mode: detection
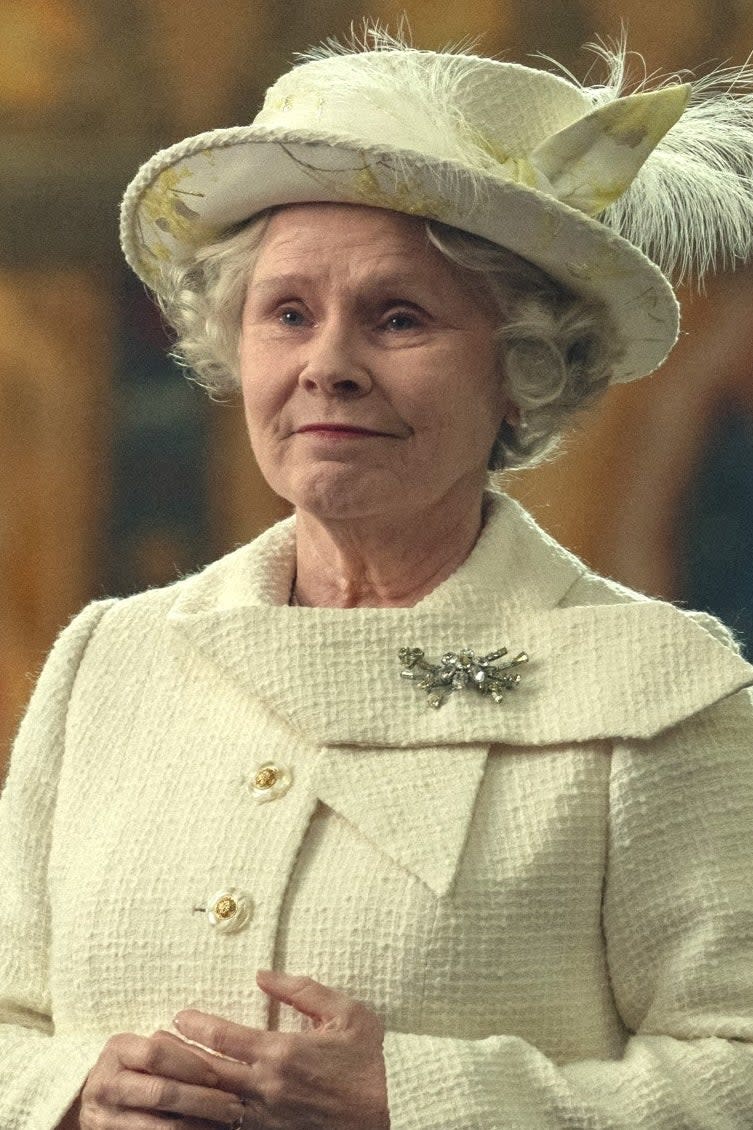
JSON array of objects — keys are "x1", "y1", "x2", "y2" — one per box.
[{"x1": 296, "y1": 423, "x2": 387, "y2": 437}]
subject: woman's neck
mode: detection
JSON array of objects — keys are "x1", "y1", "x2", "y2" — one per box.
[{"x1": 291, "y1": 493, "x2": 486, "y2": 608}]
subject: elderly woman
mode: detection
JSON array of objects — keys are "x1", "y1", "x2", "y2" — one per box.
[{"x1": 3, "y1": 34, "x2": 753, "y2": 1130}]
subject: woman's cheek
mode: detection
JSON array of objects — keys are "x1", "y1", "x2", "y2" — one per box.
[{"x1": 242, "y1": 372, "x2": 286, "y2": 430}]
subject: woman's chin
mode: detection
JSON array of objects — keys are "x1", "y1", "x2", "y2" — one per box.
[{"x1": 280, "y1": 464, "x2": 412, "y2": 523}]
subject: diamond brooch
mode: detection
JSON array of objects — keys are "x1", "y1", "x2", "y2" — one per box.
[{"x1": 398, "y1": 645, "x2": 529, "y2": 708}]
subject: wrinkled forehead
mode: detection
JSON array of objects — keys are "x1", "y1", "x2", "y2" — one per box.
[
  {"x1": 249, "y1": 201, "x2": 501, "y2": 310},
  {"x1": 256, "y1": 202, "x2": 430, "y2": 256}
]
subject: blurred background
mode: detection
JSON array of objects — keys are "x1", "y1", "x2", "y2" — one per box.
[{"x1": 2, "y1": 0, "x2": 753, "y2": 772}]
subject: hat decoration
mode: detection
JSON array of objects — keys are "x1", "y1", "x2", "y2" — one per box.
[
  {"x1": 583, "y1": 42, "x2": 753, "y2": 283},
  {"x1": 120, "y1": 29, "x2": 753, "y2": 382}
]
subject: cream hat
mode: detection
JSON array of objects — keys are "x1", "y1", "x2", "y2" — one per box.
[{"x1": 120, "y1": 39, "x2": 753, "y2": 383}]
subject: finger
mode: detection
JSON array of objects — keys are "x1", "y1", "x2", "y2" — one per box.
[
  {"x1": 83, "y1": 1112, "x2": 199, "y2": 1130},
  {"x1": 156, "y1": 1029, "x2": 258, "y2": 1095},
  {"x1": 173, "y1": 1010, "x2": 267, "y2": 1064},
  {"x1": 255, "y1": 969, "x2": 358, "y2": 1026},
  {"x1": 111, "y1": 1067, "x2": 245, "y2": 1124},
  {"x1": 180, "y1": 1122, "x2": 235, "y2": 1130},
  {"x1": 121, "y1": 1119, "x2": 219, "y2": 1130},
  {"x1": 111, "y1": 1120, "x2": 222, "y2": 1130},
  {"x1": 108, "y1": 1031, "x2": 226, "y2": 1092}
]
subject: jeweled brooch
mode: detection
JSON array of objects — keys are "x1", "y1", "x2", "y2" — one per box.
[{"x1": 398, "y1": 646, "x2": 529, "y2": 708}]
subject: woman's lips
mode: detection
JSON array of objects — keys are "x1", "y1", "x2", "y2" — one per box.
[{"x1": 296, "y1": 423, "x2": 388, "y2": 437}]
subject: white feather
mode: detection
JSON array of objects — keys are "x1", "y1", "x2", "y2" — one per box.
[
  {"x1": 568, "y1": 39, "x2": 753, "y2": 283},
  {"x1": 297, "y1": 27, "x2": 753, "y2": 284},
  {"x1": 293, "y1": 27, "x2": 510, "y2": 208},
  {"x1": 296, "y1": 18, "x2": 482, "y2": 63}
]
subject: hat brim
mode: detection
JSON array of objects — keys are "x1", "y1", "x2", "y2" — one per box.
[{"x1": 120, "y1": 124, "x2": 679, "y2": 383}]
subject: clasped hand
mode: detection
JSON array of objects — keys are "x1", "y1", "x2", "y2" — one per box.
[{"x1": 77, "y1": 969, "x2": 389, "y2": 1129}]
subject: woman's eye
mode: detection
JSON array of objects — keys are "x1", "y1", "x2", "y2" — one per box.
[
  {"x1": 384, "y1": 311, "x2": 419, "y2": 331},
  {"x1": 278, "y1": 308, "x2": 306, "y2": 327}
]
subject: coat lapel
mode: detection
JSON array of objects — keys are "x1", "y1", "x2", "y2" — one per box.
[
  {"x1": 168, "y1": 599, "x2": 753, "y2": 745},
  {"x1": 313, "y1": 743, "x2": 489, "y2": 897},
  {"x1": 165, "y1": 493, "x2": 753, "y2": 897}
]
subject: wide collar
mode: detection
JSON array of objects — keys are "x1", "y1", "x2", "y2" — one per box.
[
  {"x1": 167, "y1": 493, "x2": 752, "y2": 748},
  {"x1": 166, "y1": 494, "x2": 753, "y2": 897}
]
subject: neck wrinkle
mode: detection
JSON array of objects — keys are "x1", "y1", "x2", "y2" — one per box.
[{"x1": 291, "y1": 494, "x2": 486, "y2": 609}]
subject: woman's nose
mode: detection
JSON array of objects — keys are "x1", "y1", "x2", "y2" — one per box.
[{"x1": 298, "y1": 322, "x2": 372, "y2": 397}]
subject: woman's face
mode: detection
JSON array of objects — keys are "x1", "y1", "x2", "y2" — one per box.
[{"x1": 239, "y1": 203, "x2": 509, "y2": 522}]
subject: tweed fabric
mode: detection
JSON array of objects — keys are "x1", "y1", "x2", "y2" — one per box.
[{"x1": 1, "y1": 493, "x2": 752, "y2": 1129}]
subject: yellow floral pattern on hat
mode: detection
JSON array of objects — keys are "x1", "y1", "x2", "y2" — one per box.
[
  {"x1": 463, "y1": 128, "x2": 545, "y2": 192},
  {"x1": 135, "y1": 164, "x2": 216, "y2": 282},
  {"x1": 260, "y1": 89, "x2": 325, "y2": 120},
  {"x1": 530, "y1": 84, "x2": 690, "y2": 217},
  {"x1": 352, "y1": 160, "x2": 451, "y2": 221},
  {"x1": 274, "y1": 142, "x2": 456, "y2": 223}
]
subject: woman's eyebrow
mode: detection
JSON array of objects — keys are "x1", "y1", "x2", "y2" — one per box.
[
  {"x1": 247, "y1": 272, "x2": 314, "y2": 295},
  {"x1": 246, "y1": 268, "x2": 434, "y2": 309},
  {"x1": 361, "y1": 274, "x2": 430, "y2": 298}
]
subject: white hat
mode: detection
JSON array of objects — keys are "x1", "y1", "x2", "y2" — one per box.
[{"x1": 120, "y1": 38, "x2": 753, "y2": 383}]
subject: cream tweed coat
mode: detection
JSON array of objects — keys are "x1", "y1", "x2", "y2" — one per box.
[{"x1": 2, "y1": 492, "x2": 753, "y2": 1130}]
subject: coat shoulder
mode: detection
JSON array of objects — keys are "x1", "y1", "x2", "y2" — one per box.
[{"x1": 559, "y1": 563, "x2": 745, "y2": 656}]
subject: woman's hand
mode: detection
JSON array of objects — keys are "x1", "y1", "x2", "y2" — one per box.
[
  {"x1": 172, "y1": 969, "x2": 390, "y2": 1130},
  {"x1": 77, "y1": 1028, "x2": 246, "y2": 1129}
]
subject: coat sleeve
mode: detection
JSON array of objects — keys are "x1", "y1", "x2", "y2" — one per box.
[
  {"x1": 0, "y1": 599, "x2": 117, "y2": 1130},
  {"x1": 382, "y1": 684, "x2": 753, "y2": 1129}
]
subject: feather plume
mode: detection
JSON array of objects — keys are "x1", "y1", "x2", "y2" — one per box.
[
  {"x1": 296, "y1": 17, "x2": 483, "y2": 63},
  {"x1": 578, "y1": 39, "x2": 753, "y2": 284},
  {"x1": 291, "y1": 26, "x2": 512, "y2": 211},
  {"x1": 298, "y1": 26, "x2": 753, "y2": 285}
]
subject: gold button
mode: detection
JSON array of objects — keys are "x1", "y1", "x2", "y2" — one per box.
[
  {"x1": 248, "y1": 761, "x2": 292, "y2": 803},
  {"x1": 213, "y1": 895, "x2": 237, "y2": 920},
  {"x1": 254, "y1": 766, "x2": 279, "y2": 790},
  {"x1": 205, "y1": 887, "x2": 253, "y2": 934}
]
